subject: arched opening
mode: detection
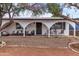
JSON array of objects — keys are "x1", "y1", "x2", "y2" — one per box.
[
  {"x1": 25, "y1": 22, "x2": 35, "y2": 35},
  {"x1": 50, "y1": 21, "x2": 75, "y2": 36},
  {"x1": 1, "y1": 22, "x2": 23, "y2": 36},
  {"x1": 76, "y1": 24, "x2": 79, "y2": 36},
  {"x1": 1, "y1": 21, "x2": 14, "y2": 31},
  {"x1": 50, "y1": 22, "x2": 65, "y2": 35},
  {"x1": 12, "y1": 22, "x2": 23, "y2": 36},
  {"x1": 69, "y1": 24, "x2": 74, "y2": 35},
  {"x1": 25, "y1": 22, "x2": 48, "y2": 36}
]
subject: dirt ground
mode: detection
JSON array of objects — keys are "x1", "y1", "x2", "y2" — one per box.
[
  {"x1": 1, "y1": 36, "x2": 79, "y2": 48},
  {"x1": 0, "y1": 46, "x2": 79, "y2": 56},
  {"x1": 0, "y1": 36, "x2": 79, "y2": 56}
]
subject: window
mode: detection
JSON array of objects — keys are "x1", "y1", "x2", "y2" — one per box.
[
  {"x1": 62, "y1": 22, "x2": 65, "y2": 29},
  {"x1": 69, "y1": 24, "x2": 74, "y2": 30},
  {"x1": 76, "y1": 24, "x2": 79, "y2": 31},
  {"x1": 51, "y1": 22, "x2": 65, "y2": 29},
  {"x1": 16, "y1": 23, "x2": 23, "y2": 29}
]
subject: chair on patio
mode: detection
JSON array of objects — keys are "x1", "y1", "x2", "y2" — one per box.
[
  {"x1": 12, "y1": 30, "x2": 18, "y2": 36},
  {"x1": 1, "y1": 31, "x2": 9, "y2": 36},
  {"x1": 17, "y1": 30, "x2": 23, "y2": 36},
  {"x1": 59, "y1": 29, "x2": 64, "y2": 34},
  {"x1": 25, "y1": 30, "x2": 35, "y2": 36},
  {"x1": 31, "y1": 30, "x2": 34, "y2": 35}
]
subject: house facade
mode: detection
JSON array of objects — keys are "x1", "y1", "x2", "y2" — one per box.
[{"x1": 0, "y1": 17, "x2": 76, "y2": 37}]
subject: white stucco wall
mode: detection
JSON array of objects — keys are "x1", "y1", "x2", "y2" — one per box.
[
  {"x1": 25, "y1": 22, "x2": 48, "y2": 35},
  {"x1": 14, "y1": 20, "x2": 49, "y2": 35},
  {"x1": 1, "y1": 23, "x2": 16, "y2": 34},
  {"x1": 26, "y1": 22, "x2": 36, "y2": 34},
  {"x1": 42, "y1": 24, "x2": 48, "y2": 35},
  {"x1": 64, "y1": 22, "x2": 69, "y2": 36},
  {"x1": 1, "y1": 19, "x2": 76, "y2": 36}
]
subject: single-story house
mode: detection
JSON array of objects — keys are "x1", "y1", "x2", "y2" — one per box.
[{"x1": 0, "y1": 17, "x2": 78, "y2": 37}]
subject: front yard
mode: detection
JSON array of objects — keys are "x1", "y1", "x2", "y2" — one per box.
[
  {"x1": 0, "y1": 36, "x2": 79, "y2": 56},
  {"x1": 1, "y1": 36, "x2": 78, "y2": 47},
  {"x1": 0, "y1": 46, "x2": 79, "y2": 56}
]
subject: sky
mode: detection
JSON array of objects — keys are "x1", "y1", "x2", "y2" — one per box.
[{"x1": 62, "y1": 6, "x2": 79, "y2": 18}]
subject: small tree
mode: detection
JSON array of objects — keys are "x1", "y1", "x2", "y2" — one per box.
[
  {"x1": 0, "y1": 3, "x2": 7, "y2": 37},
  {"x1": 17, "y1": 3, "x2": 47, "y2": 16},
  {"x1": 47, "y1": 3, "x2": 60, "y2": 17},
  {"x1": 0, "y1": 3, "x2": 26, "y2": 41},
  {"x1": 0, "y1": 3, "x2": 25, "y2": 30}
]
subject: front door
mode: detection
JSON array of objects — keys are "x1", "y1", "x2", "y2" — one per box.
[{"x1": 36, "y1": 22, "x2": 42, "y2": 35}]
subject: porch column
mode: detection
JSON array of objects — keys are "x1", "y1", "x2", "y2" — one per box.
[
  {"x1": 48, "y1": 29, "x2": 50, "y2": 37},
  {"x1": 18, "y1": 22, "x2": 27, "y2": 37},
  {"x1": 0, "y1": 31, "x2": 1, "y2": 37},
  {"x1": 35, "y1": 22, "x2": 36, "y2": 35},
  {"x1": 23, "y1": 28, "x2": 26, "y2": 37},
  {"x1": 65, "y1": 22, "x2": 69, "y2": 36},
  {"x1": 74, "y1": 24, "x2": 76, "y2": 37},
  {"x1": 0, "y1": 26, "x2": 1, "y2": 37}
]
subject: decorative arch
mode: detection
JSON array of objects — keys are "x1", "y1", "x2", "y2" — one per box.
[
  {"x1": 1, "y1": 20, "x2": 10, "y2": 27},
  {"x1": 1, "y1": 21, "x2": 23, "y2": 30},
  {"x1": 1, "y1": 20, "x2": 14, "y2": 31},
  {"x1": 50, "y1": 22, "x2": 65, "y2": 35},
  {"x1": 25, "y1": 22, "x2": 35, "y2": 35},
  {"x1": 50, "y1": 20, "x2": 75, "y2": 29},
  {"x1": 13, "y1": 21, "x2": 24, "y2": 28},
  {"x1": 25, "y1": 21, "x2": 49, "y2": 29},
  {"x1": 50, "y1": 20, "x2": 76, "y2": 36},
  {"x1": 1, "y1": 21, "x2": 23, "y2": 36},
  {"x1": 25, "y1": 21, "x2": 49, "y2": 35},
  {"x1": 69, "y1": 24, "x2": 74, "y2": 35}
]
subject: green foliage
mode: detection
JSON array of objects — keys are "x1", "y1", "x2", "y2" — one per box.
[
  {"x1": 32, "y1": 9, "x2": 43, "y2": 16},
  {"x1": 17, "y1": 3, "x2": 46, "y2": 16},
  {"x1": 47, "y1": 3, "x2": 60, "y2": 16},
  {"x1": 0, "y1": 3, "x2": 7, "y2": 17}
]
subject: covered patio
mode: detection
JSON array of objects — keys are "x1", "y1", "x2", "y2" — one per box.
[{"x1": 0, "y1": 18, "x2": 76, "y2": 37}]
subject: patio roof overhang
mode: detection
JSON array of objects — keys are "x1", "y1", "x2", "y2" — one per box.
[
  {"x1": 2, "y1": 17, "x2": 64, "y2": 20},
  {"x1": 2, "y1": 17, "x2": 79, "y2": 24}
]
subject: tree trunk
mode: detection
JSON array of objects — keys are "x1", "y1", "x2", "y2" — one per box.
[
  {"x1": 0, "y1": 17, "x2": 2, "y2": 37},
  {"x1": 8, "y1": 11, "x2": 14, "y2": 23},
  {"x1": 0, "y1": 20, "x2": 1, "y2": 26}
]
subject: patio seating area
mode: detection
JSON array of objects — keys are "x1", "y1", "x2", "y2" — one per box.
[{"x1": 1, "y1": 30, "x2": 35, "y2": 36}]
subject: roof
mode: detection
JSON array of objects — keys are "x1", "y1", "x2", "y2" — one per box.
[
  {"x1": 2, "y1": 17, "x2": 79, "y2": 24},
  {"x1": 2, "y1": 17, "x2": 64, "y2": 20}
]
